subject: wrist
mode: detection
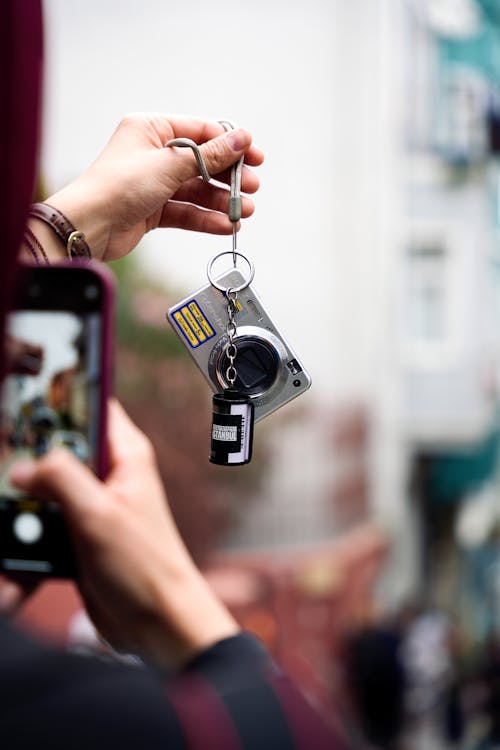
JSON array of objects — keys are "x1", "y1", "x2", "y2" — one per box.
[
  {"x1": 148, "y1": 562, "x2": 240, "y2": 668},
  {"x1": 36, "y1": 183, "x2": 110, "y2": 262},
  {"x1": 24, "y1": 217, "x2": 65, "y2": 264}
]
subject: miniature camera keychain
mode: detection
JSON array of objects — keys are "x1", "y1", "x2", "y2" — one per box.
[{"x1": 165, "y1": 121, "x2": 312, "y2": 466}]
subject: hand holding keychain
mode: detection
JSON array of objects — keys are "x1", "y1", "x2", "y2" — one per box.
[{"x1": 166, "y1": 122, "x2": 311, "y2": 466}]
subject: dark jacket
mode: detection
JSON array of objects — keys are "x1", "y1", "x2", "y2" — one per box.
[{"x1": 0, "y1": 620, "x2": 342, "y2": 749}]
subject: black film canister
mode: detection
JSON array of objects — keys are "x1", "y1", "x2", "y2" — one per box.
[{"x1": 209, "y1": 389, "x2": 254, "y2": 466}]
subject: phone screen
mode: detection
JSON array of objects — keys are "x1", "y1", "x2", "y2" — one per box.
[{"x1": 0, "y1": 265, "x2": 113, "y2": 576}]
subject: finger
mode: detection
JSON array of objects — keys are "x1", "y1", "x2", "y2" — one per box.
[
  {"x1": 159, "y1": 202, "x2": 244, "y2": 234},
  {"x1": 208, "y1": 164, "x2": 260, "y2": 195},
  {"x1": 198, "y1": 128, "x2": 253, "y2": 178},
  {"x1": 112, "y1": 114, "x2": 264, "y2": 168},
  {"x1": 159, "y1": 115, "x2": 225, "y2": 144},
  {"x1": 169, "y1": 179, "x2": 255, "y2": 217},
  {"x1": 0, "y1": 576, "x2": 37, "y2": 614},
  {"x1": 9, "y1": 450, "x2": 108, "y2": 528},
  {"x1": 166, "y1": 116, "x2": 264, "y2": 166},
  {"x1": 105, "y1": 399, "x2": 155, "y2": 477},
  {"x1": 165, "y1": 128, "x2": 254, "y2": 185},
  {"x1": 0, "y1": 580, "x2": 24, "y2": 613},
  {"x1": 106, "y1": 113, "x2": 222, "y2": 150}
]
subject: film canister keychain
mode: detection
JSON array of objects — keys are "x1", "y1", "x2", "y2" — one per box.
[
  {"x1": 167, "y1": 121, "x2": 256, "y2": 465},
  {"x1": 207, "y1": 251, "x2": 256, "y2": 465}
]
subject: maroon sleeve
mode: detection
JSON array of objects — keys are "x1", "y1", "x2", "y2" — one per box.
[{"x1": 0, "y1": 0, "x2": 43, "y2": 376}]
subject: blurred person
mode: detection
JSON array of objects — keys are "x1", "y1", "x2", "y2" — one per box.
[
  {"x1": 399, "y1": 607, "x2": 464, "y2": 750},
  {"x1": 344, "y1": 617, "x2": 406, "y2": 750},
  {"x1": 0, "y1": 2, "x2": 345, "y2": 748},
  {"x1": 468, "y1": 637, "x2": 500, "y2": 750},
  {"x1": 28, "y1": 395, "x2": 59, "y2": 457},
  {"x1": 1, "y1": 337, "x2": 44, "y2": 453},
  {"x1": 47, "y1": 368, "x2": 78, "y2": 429},
  {"x1": 400, "y1": 608, "x2": 454, "y2": 714}
]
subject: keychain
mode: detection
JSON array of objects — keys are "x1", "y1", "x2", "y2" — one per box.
[
  {"x1": 166, "y1": 121, "x2": 255, "y2": 465},
  {"x1": 165, "y1": 122, "x2": 311, "y2": 466},
  {"x1": 206, "y1": 121, "x2": 255, "y2": 466},
  {"x1": 207, "y1": 251, "x2": 256, "y2": 465}
]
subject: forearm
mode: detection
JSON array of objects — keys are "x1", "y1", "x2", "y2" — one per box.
[{"x1": 138, "y1": 561, "x2": 240, "y2": 669}]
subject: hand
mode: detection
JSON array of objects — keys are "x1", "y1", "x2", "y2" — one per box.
[
  {"x1": 0, "y1": 575, "x2": 38, "y2": 615},
  {"x1": 9, "y1": 400, "x2": 239, "y2": 667},
  {"x1": 29, "y1": 114, "x2": 264, "y2": 262}
]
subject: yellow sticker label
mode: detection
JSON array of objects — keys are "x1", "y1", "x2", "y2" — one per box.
[
  {"x1": 181, "y1": 306, "x2": 206, "y2": 342},
  {"x1": 174, "y1": 311, "x2": 198, "y2": 347},
  {"x1": 188, "y1": 301, "x2": 215, "y2": 337},
  {"x1": 172, "y1": 300, "x2": 216, "y2": 348}
]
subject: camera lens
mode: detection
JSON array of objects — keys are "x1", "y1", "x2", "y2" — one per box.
[
  {"x1": 219, "y1": 336, "x2": 280, "y2": 396},
  {"x1": 84, "y1": 285, "x2": 99, "y2": 300}
]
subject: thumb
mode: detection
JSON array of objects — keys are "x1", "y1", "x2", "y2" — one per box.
[
  {"x1": 167, "y1": 128, "x2": 252, "y2": 183},
  {"x1": 9, "y1": 449, "x2": 108, "y2": 529},
  {"x1": 199, "y1": 128, "x2": 251, "y2": 177}
]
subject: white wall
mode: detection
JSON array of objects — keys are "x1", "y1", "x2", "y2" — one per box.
[
  {"x1": 42, "y1": 0, "x2": 416, "y2": 600},
  {"x1": 42, "y1": 0, "x2": 400, "y2": 400}
]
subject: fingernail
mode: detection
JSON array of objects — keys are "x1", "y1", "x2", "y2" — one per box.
[
  {"x1": 226, "y1": 128, "x2": 249, "y2": 151},
  {"x1": 9, "y1": 458, "x2": 37, "y2": 486}
]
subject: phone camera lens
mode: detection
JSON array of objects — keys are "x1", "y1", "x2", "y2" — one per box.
[{"x1": 84, "y1": 285, "x2": 99, "y2": 300}]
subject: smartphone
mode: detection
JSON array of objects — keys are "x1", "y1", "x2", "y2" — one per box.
[{"x1": 0, "y1": 263, "x2": 114, "y2": 577}]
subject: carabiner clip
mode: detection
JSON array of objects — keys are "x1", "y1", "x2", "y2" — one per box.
[
  {"x1": 165, "y1": 119, "x2": 243, "y2": 267},
  {"x1": 164, "y1": 137, "x2": 212, "y2": 183},
  {"x1": 218, "y1": 120, "x2": 243, "y2": 266}
]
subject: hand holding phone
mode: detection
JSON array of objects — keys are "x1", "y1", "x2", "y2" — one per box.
[{"x1": 0, "y1": 263, "x2": 113, "y2": 577}]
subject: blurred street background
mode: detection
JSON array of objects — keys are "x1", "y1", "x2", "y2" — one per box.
[{"x1": 17, "y1": 1, "x2": 500, "y2": 748}]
